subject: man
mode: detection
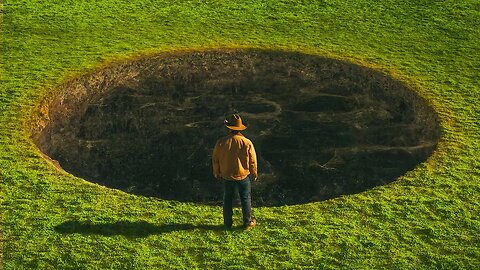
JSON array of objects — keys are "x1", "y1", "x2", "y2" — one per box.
[{"x1": 212, "y1": 113, "x2": 258, "y2": 230}]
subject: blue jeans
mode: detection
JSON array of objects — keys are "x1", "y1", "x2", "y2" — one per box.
[{"x1": 223, "y1": 176, "x2": 252, "y2": 227}]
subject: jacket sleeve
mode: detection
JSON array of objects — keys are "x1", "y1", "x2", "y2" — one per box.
[
  {"x1": 248, "y1": 142, "x2": 258, "y2": 180},
  {"x1": 212, "y1": 142, "x2": 221, "y2": 178}
]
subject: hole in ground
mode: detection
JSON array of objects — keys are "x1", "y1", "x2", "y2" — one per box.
[{"x1": 32, "y1": 49, "x2": 441, "y2": 206}]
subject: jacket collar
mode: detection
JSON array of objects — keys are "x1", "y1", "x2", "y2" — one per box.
[{"x1": 229, "y1": 132, "x2": 244, "y2": 138}]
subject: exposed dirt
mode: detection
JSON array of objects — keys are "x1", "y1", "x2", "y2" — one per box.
[{"x1": 32, "y1": 49, "x2": 441, "y2": 206}]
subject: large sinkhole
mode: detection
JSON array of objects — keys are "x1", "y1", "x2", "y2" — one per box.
[{"x1": 32, "y1": 49, "x2": 441, "y2": 206}]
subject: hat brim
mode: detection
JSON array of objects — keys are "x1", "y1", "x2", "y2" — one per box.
[{"x1": 225, "y1": 124, "x2": 247, "y2": 131}]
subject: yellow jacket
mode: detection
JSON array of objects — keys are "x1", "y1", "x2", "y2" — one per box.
[{"x1": 212, "y1": 133, "x2": 257, "y2": 181}]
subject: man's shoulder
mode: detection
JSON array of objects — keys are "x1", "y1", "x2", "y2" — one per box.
[
  {"x1": 235, "y1": 134, "x2": 254, "y2": 145},
  {"x1": 216, "y1": 134, "x2": 233, "y2": 144},
  {"x1": 215, "y1": 137, "x2": 225, "y2": 145},
  {"x1": 217, "y1": 133, "x2": 254, "y2": 145}
]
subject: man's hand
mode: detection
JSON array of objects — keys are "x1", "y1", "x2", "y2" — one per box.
[{"x1": 251, "y1": 175, "x2": 258, "y2": 182}]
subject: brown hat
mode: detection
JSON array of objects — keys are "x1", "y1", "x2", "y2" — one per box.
[{"x1": 224, "y1": 113, "x2": 247, "y2": 131}]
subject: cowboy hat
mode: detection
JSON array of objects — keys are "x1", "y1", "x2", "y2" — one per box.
[{"x1": 224, "y1": 113, "x2": 247, "y2": 131}]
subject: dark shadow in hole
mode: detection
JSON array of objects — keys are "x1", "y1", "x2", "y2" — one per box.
[
  {"x1": 34, "y1": 49, "x2": 441, "y2": 206},
  {"x1": 54, "y1": 220, "x2": 235, "y2": 237}
]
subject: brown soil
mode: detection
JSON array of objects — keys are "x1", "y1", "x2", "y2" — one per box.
[{"x1": 32, "y1": 49, "x2": 441, "y2": 206}]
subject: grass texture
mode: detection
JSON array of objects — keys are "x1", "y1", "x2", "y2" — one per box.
[{"x1": 1, "y1": 0, "x2": 479, "y2": 269}]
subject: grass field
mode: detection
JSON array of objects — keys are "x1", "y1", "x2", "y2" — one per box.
[{"x1": 1, "y1": 0, "x2": 479, "y2": 269}]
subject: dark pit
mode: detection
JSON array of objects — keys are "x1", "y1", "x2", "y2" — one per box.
[{"x1": 32, "y1": 49, "x2": 441, "y2": 206}]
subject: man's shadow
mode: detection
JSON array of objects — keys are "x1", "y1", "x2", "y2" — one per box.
[{"x1": 55, "y1": 220, "x2": 239, "y2": 238}]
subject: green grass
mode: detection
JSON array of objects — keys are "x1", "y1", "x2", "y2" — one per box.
[{"x1": 1, "y1": 0, "x2": 479, "y2": 269}]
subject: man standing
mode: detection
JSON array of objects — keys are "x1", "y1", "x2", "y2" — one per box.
[{"x1": 212, "y1": 113, "x2": 258, "y2": 230}]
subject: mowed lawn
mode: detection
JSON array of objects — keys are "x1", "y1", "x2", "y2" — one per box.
[{"x1": 1, "y1": 0, "x2": 479, "y2": 269}]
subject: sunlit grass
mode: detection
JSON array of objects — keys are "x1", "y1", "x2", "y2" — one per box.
[{"x1": 1, "y1": 0, "x2": 479, "y2": 269}]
